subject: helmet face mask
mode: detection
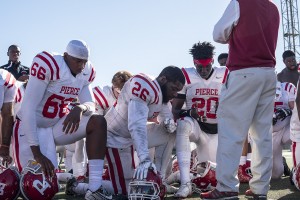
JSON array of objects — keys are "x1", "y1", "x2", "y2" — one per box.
[
  {"x1": 128, "y1": 169, "x2": 165, "y2": 200},
  {"x1": 192, "y1": 161, "x2": 217, "y2": 191},
  {"x1": 129, "y1": 181, "x2": 160, "y2": 200}
]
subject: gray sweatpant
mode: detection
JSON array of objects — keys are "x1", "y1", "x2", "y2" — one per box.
[{"x1": 216, "y1": 67, "x2": 276, "y2": 195}]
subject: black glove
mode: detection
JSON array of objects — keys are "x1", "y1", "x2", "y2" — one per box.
[
  {"x1": 275, "y1": 108, "x2": 292, "y2": 121},
  {"x1": 272, "y1": 114, "x2": 277, "y2": 125}
]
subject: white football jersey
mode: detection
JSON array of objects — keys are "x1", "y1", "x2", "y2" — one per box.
[
  {"x1": 0, "y1": 69, "x2": 17, "y2": 109},
  {"x1": 180, "y1": 66, "x2": 228, "y2": 124},
  {"x1": 274, "y1": 82, "x2": 296, "y2": 110},
  {"x1": 93, "y1": 85, "x2": 118, "y2": 115},
  {"x1": 273, "y1": 82, "x2": 296, "y2": 132},
  {"x1": 105, "y1": 73, "x2": 164, "y2": 149},
  {"x1": 290, "y1": 82, "x2": 300, "y2": 141},
  {"x1": 14, "y1": 81, "x2": 26, "y2": 117},
  {"x1": 20, "y1": 51, "x2": 96, "y2": 145}
]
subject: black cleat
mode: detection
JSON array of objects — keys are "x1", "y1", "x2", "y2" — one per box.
[{"x1": 283, "y1": 157, "x2": 291, "y2": 177}]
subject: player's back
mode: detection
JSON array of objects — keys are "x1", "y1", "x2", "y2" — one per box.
[
  {"x1": 0, "y1": 69, "x2": 17, "y2": 108},
  {"x1": 0, "y1": 68, "x2": 17, "y2": 93},
  {"x1": 105, "y1": 73, "x2": 163, "y2": 148},
  {"x1": 93, "y1": 86, "x2": 110, "y2": 115}
]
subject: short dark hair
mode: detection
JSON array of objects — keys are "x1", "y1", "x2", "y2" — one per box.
[
  {"x1": 158, "y1": 66, "x2": 185, "y2": 85},
  {"x1": 218, "y1": 53, "x2": 228, "y2": 61},
  {"x1": 189, "y1": 41, "x2": 215, "y2": 59},
  {"x1": 282, "y1": 50, "x2": 295, "y2": 60},
  {"x1": 8, "y1": 44, "x2": 19, "y2": 52}
]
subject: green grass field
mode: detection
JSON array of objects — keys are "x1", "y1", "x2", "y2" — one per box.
[
  {"x1": 52, "y1": 176, "x2": 300, "y2": 200},
  {"x1": 50, "y1": 151, "x2": 300, "y2": 200},
  {"x1": 15, "y1": 150, "x2": 299, "y2": 199}
]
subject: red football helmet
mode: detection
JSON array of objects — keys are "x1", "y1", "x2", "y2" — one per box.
[
  {"x1": 128, "y1": 168, "x2": 166, "y2": 200},
  {"x1": 20, "y1": 160, "x2": 59, "y2": 200},
  {"x1": 192, "y1": 161, "x2": 217, "y2": 191},
  {"x1": 102, "y1": 164, "x2": 110, "y2": 181},
  {"x1": 0, "y1": 163, "x2": 20, "y2": 200},
  {"x1": 171, "y1": 150, "x2": 198, "y2": 173},
  {"x1": 293, "y1": 163, "x2": 300, "y2": 190}
]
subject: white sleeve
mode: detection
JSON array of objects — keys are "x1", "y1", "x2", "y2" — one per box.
[
  {"x1": 128, "y1": 99, "x2": 150, "y2": 163},
  {"x1": 288, "y1": 83, "x2": 296, "y2": 102},
  {"x1": 22, "y1": 76, "x2": 48, "y2": 146},
  {"x1": 213, "y1": 0, "x2": 240, "y2": 44},
  {"x1": 3, "y1": 84, "x2": 17, "y2": 103},
  {"x1": 78, "y1": 84, "x2": 96, "y2": 115},
  {"x1": 157, "y1": 102, "x2": 173, "y2": 123},
  {"x1": 0, "y1": 86, "x2": 4, "y2": 110}
]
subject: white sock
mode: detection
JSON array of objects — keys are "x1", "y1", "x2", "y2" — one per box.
[
  {"x1": 56, "y1": 172, "x2": 72, "y2": 182},
  {"x1": 88, "y1": 159, "x2": 104, "y2": 192},
  {"x1": 240, "y1": 156, "x2": 247, "y2": 165},
  {"x1": 247, "y1": 153, "x2": 252, "y2": 161},
  {"x1": 102, "y1": 180, "x2": 114, "y2": 194},
  {"x1": 65, "y1": 150, "x2": 73, "y2": 173},
  {"x1": 177, "y1": 152, "x2": 191, "y2": 184},
  {"x1": 73, "y1": 183, "x2": 89, "y2": 194}
]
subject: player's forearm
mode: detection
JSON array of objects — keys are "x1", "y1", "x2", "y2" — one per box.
[
  {"x1": 30, "y1": 145, "x2": 43, "y2": 158},
  {"x1": 133, "y1": 133, "x2": 150, "y2": 163},
  {"x1": 128, "y1": 101, "x2": 150, "y2": 162},
  {"x1": 1, "y1": 103, "x2": 14, "y2": 146},
  {"x1": 1, "y1": 115, "x2": 13, "y2": 146}
]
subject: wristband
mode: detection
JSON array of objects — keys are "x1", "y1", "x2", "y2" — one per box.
[{"x1": 179, "y1": 109, "x2": 192, "y2": 118}]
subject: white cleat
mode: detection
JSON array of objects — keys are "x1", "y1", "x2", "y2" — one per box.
[
  {"x1": 165, "y1": 171, "x2": 181, "y2": 184},
  {"x1": 164, "y1": 182, "x2": 179, "y2": 194},
  {"x1": 174, "y1": 182, "x2": 193, "y2": 198},
  {"x1": 85, "y1": 186, "x2": 112, "y2": 200}
]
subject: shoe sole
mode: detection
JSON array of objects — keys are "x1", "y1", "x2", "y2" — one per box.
[
  {"x1": 202, "y1": 197, "x2": 239, "y2": 200},
  {"x1": 245, "y1": 195, "x2": 266, "y2": 199}
]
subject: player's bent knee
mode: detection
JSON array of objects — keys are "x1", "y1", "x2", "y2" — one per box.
[
  {"x1": 176, "y1": 118, "x2": 192, "y2": 136},
  {"x1": 87, "y1": 114, "x2": 107, "y2": 131}
]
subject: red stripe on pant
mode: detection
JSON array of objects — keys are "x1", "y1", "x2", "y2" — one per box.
[
  {"x1": 106, "y1": 147, "x2": 127, "y2": 195},
  {"x1": 106, "y1": 149, "x2": 118, "y2": 195},
  {"x1": 131, "y1": 146, "x2": 135, "y2": 169},
  {"x1": 292, "y1": 142, "x2": 297, "y2": 168},
  {"x1": 14, "y1": 119, "x2": 22, "y2": 172},
  {"x1": 112, "y1": 148, "x2": 127, "y2": 194}
]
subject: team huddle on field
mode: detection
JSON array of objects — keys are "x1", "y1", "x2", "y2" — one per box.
[{"x1": 1, "y1": 1, "x2": 300, "y2": 200}]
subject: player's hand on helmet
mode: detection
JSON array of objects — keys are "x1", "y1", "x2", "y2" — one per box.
[
  {"x1": 31, "y1": 146, "x2": 54, "y2": 177},
  {"x1": 163, "y1": 118, "x2": 177, "y2": 133},
  {"x1": 63, "y1": 105, "x2": 84, "y2": 134},
  {"x1": 0, "y1": 146, "x2": 12, "y2": 165},
  {"x1": 133, "y1": 160, "x2": 157, "y2": 180},
  {"x1": 275, "y1": 108, "x2": 292, "y2": 121}
]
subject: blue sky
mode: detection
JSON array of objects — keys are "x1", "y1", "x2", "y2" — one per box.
[{"x1": 0, "y1": 0, "x2": 291, "y2": 87}]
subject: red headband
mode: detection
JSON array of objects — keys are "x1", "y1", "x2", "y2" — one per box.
[{"x1": 194, "y1": 58, "x2": 213, "y2": 67}]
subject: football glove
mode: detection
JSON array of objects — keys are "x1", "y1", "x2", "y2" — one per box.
[
  {"x1": 275, "y1": 108, "x2": 292, "y2": 121},
  {"x1": 272, "y1": 114, "x2": 277, "y2": 125},
  {"x1": 133, "y1": 160, "x2": 157, "y2": 180},
  {"x1": 163, "y1": 118, "x2": 177, "y2": 133}
]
